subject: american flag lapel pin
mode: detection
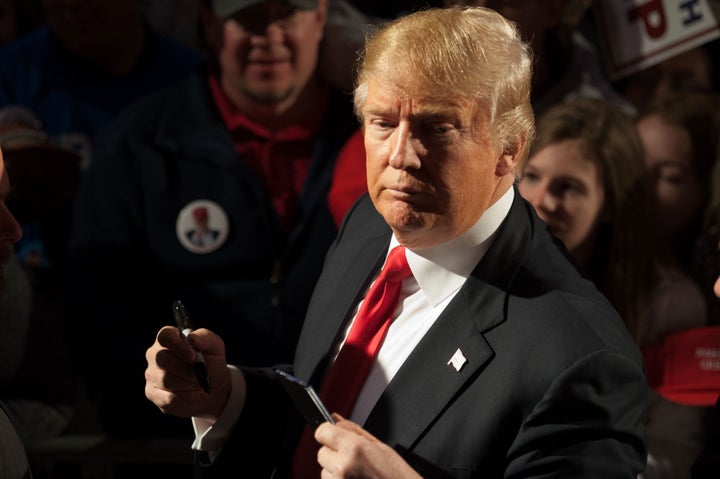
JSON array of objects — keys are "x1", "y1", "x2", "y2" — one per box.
[{"x1": 448, "y1": 348, "x2": 468, "y2": 372}]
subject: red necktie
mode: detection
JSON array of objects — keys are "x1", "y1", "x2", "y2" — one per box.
[{"x1": 290, "y1": 246, "x2": 412, "y2": 478}]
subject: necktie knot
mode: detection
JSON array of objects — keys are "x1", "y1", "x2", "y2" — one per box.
[{"x1": 379, "y1": 246, "x2": 411, "y2": 284}]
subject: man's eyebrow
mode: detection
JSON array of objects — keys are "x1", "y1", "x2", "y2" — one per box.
[
  {"x1": 411, "y1": 109, "x2": 459, "y2": 122},
  {"x1": 363, "y1": 106, "x2": 392, "y2": 117},
  {"x1": 363, "y1": 104, "x2": 462, "y2": 120}
]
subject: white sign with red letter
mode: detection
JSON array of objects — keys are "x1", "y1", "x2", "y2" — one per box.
[{"x1": 594, "y1": 0, "x2": 720, "y2": 79}]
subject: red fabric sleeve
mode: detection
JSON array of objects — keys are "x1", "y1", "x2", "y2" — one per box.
[{"x1": 328, "y1": 129, "x2": 368, "y2": 227}]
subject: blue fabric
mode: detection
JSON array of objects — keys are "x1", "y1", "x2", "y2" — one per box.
[
  {"x1": 0, "y1": 26, "x2": 204, "y2": 150},
  {"x1": 0, "y1": 25, "x2": 204, "y2": 277}
]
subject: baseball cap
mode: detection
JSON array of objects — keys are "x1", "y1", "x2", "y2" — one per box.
[
  {"x1": 212, "y1": 0, "x2": 318, "y2": 18},
  {"x1": 642, "y1": 326, "x2": 720, "y2": 406}
]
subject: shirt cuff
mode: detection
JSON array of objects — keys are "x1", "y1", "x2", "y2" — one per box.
[{"x1": 190, "y1": 365, "x2": 245, "y2": 462}]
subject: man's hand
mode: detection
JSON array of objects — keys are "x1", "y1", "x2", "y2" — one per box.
[
  {"x1": 145, "y1": 326, "x2": 232, "y2": 421},
  {"x1": 315, "y1": 414, "x2": 422, "y2": 479}
]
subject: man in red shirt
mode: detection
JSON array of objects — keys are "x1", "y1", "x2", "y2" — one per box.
[{"x1": 67, "y1": 0, "x2": 363, "y2": 441}]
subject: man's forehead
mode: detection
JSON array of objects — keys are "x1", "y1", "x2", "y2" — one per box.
[{"x1": 364, "y1": 80, "x2": 474, "y2": 116}]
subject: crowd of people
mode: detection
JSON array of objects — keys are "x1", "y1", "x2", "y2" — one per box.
[{"x1": 1, "y1": 1, "x2": 719, "y2": 478}]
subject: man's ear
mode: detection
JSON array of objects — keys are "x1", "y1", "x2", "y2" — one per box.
[
  {"x1": 496, "y1": 137, "x2": 527, "y2": 177},
  {"x1": 314, "y1": 0, "x2": 330, "y2": 41}
]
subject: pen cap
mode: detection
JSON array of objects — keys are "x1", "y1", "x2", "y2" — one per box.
[{"x1": 172, "y1": 299, "x2": 194, "y2": 330}]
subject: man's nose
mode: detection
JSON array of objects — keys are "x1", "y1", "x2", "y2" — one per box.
[
  {"x1": 388, "y1": 126, "x2": 422, "y2": 170},
  {"x1": 249, "y1": 22, "x2": 285, "y2": 45}
]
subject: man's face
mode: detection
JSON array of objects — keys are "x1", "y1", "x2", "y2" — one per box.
[
  {"x1": 0, "y1": 151, "x2": 23, "y2": 296},
  {"x1": 215, "y1": 1, "x2": 326, "y2": 108},
  {"x1": 363, "y1": 78, "x2": 510, "y2": 249}
]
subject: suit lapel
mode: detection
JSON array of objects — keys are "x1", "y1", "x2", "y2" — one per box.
[
  {"x1": 364, "y1": 190, "x2": 533, "y2": 447},
  {"x1": 294, "y1": 202, "x2": 391, "y2": 383},
  {"x1": 363, "y1": 282, "x2": 497, "y2": 446}
]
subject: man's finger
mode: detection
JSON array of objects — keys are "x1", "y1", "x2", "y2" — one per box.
[{"x1": 333, "y1": 414, "x2": 379, "y2": 442}]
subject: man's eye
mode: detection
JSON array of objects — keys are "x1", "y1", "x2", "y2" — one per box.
[
  {"x1": 370, "y1": 119, "x2": 394, "y2": 130},
  {"x1": 428, "y1": 124, "x2": 452, "y2": 135}
]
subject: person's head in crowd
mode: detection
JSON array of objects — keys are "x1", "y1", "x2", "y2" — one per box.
[
  {"x1": 354, "y1": 5, "x2": 534, "y2": 249},
  {"x1": 517, "y1": 98, "x2": 657, "y2": 339},
  {"x1": 42, "y1": 0, "x2": 147, "y2": 75},
  {"x1": 616, "y1": 40, "x2": 720, "y2": 112},
  {"x1": 676, "y1": 121, "x2": 720, "y2": 316},
  {"x1": 198, "y1": 0, "x2": 329, "y2": 122},
  {"x1": 698, "y1": 159, "x2": 720, "y2": 321},
  {"x1": 636, "y1": 91, "x2": 720, "y2": 264},
  {"x1": 0, "y1": 147, "x2": 23, "y2": 296}
]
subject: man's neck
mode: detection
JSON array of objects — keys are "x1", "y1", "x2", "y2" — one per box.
[{"x1": 221, "y1": 75, "x2": 328, "y2": 133}]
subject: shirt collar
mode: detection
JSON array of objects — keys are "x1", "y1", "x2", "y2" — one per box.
[{"x1": 390, "y1": 187, "x2": 515, "y2": 307}]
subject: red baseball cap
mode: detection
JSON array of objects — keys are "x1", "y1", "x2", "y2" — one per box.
[
  {"x1": 642, "y1": 326, "x2": 720, "y2": 406},
  {"x1": 192, "y1": 207, "x2": 209, "y2": 220}
]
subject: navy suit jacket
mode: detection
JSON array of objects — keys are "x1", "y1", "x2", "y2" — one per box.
[{"x1": 218, "y1": 190, "x2": 647, "y2": 478}]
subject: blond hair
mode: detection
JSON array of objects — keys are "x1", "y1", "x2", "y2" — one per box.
[{"x1": 353, "y1": 7, "x2": 535, "y2": 161}]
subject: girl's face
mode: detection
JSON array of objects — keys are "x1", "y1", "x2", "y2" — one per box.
[
  {"x1": 518, "y1": 139, "x2": 606, "y2": 263},
  {"x1": 637, "y1": 114, "x2": 704, "y2": 238}
]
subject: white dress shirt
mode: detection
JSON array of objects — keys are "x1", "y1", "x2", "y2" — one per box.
[{"x1": 192, "y1": 187, "x2": 515, "y2": 455}]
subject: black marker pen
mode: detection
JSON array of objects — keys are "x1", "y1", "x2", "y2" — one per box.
[{"x1": 172, "y1": 300, "x2": 211, "y2": 393}]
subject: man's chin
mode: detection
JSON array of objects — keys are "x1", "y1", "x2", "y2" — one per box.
[
  {"x1": 242, "y1": 85, "x2": 295, "y2": 105},
  {"x1": 381, "y1": 208, "x2": 437, "y2": 247}
]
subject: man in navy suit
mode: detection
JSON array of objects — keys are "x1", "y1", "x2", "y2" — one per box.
[{"x1": 144, "y1": 6, "x2": 647, "y2": 477}]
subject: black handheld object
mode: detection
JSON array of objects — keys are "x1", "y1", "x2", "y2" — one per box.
[
  {"x1": 172, "y1": 300, "x2": 211, "y2": 393},
  {"x1": 274, "y1": 369, "x2": 335, "y2": 429}
]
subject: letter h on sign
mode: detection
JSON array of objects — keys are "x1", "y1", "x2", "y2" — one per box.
[{"x1": 680, "y1": 0, "x2": 704, "y2": 25}]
